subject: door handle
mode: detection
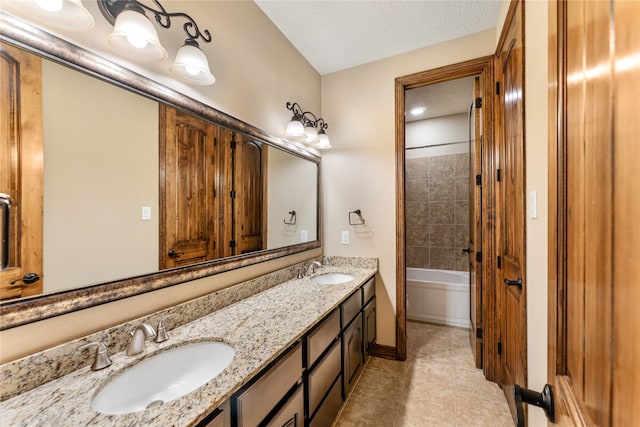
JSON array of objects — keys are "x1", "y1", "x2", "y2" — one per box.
[
  {"x1": 167, "y1": 250, "x2": 184, "y2": 258},
  {"x1": 462, "y1": 248, "x2": 471, "y2": 254},
  {"x1": 514, "y1": 384, "x2": 555, "y2": 427},
  {"x1": 10, "y1": 273, "x2": 41, "y2": 286},
  {"x1": 504, "y1": 277, "x2": 523, "y2": 290}
]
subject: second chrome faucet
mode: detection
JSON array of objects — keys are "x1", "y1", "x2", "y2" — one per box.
[{"x1": 126, "y1": 323, "x2": 156, "y2": 356}]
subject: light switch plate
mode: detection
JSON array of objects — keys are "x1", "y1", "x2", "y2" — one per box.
[
  {"x1": 300, "y1": 230, "x2": 308, "y2": 242},
  {"x1": 529, "y1": 191, "x2": 537, "y2": 219},
  {"x1": 341, "y1": 231, "x2": 350, "y2": 245},
  {"x1": 141, "y1": 206, "x2": 151, "y2": 220}
]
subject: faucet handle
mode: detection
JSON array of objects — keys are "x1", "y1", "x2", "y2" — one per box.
[
  {"x1": 155, "y1": 314, "x2": 175, "y2": 343},
  {"x1": 78, "y1": 342, "x2": 112, "y2": 371}
]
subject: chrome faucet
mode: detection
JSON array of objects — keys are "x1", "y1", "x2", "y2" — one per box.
[
  {"x1": 306, "y1": 260, "x2": 322, "y2": 276},
  {"x1": 78, "y1": 341, "x2": 112, "y2": 371},
  {"x1": 126, "y1": 323, "x2": 156, "y2": 356}
]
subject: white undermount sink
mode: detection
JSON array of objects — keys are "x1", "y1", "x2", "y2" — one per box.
[
  {"x1": 92, "y1": 341, "x2": 235, "y2": 415},
  {"x1": 310, "y1": 273, "x2": 354, "y2": 285}
]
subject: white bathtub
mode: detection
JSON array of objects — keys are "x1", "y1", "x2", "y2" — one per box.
[{"x1": 406, "y1": 268, "x2": 470, "y2": 328}]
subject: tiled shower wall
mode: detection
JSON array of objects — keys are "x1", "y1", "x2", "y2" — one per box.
[{"x1": 406, "y1": 152, "x2": 470, "y2": 271}]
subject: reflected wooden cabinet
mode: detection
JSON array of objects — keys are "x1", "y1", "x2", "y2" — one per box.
[
  {"x1": 160, "y1": 105, "x2": 266, "y2": 268},
  {"x1": 0, "y1": 42, "x2": 44, "y2": 300}
]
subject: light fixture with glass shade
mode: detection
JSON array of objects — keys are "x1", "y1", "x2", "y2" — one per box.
[
  {"x1": 97, "y1": 0, "x2": 215, "y2": 85},
  {"x1": 169, "y1": 39, "x2": 215, "y2": 85},
  {"x1": 7, "y1": 0, "x2": 95, "y2": 31},
  {"x1": 284, "y1": 102, "x2": 331, "y2": 149}
]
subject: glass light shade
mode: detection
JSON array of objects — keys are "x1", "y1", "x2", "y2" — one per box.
[
  {"x1": 316, "y1": 132, "x2": 332, "y2": 149},
  {"x1": 107, "y1": 9, "x2": 167, "y2": 62},
  {"x1": 304, "y1": 125, "x2": 318, "y2": 143},
  {"x1": 285, "y1": 118, "x2": 306, "y2": 139},
  {"x1": 8, "y1": 0, "x2": 95, "y2": 31},
  {"x1": 169, "y1": 42, "x2": 216, "y2": 85}
]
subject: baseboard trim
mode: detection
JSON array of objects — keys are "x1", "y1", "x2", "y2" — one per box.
[{"x1": 368, "y1": 344, "x2": 397, "y2": 360}]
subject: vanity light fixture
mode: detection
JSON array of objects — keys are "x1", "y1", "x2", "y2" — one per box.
[
  {"x1": 98, "y1": 0, "x2": 215, "y2": 85},
  {"x1": 284, "y1": 102, "x2": 332, "y2": 149},
  {"x1": 7, "y1": 0, "x2": 95, "y2": 31}
]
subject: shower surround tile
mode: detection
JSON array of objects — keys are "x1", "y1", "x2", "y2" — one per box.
[{"x1": 405, "y1": 153, "x2": 470, "y2": 272}]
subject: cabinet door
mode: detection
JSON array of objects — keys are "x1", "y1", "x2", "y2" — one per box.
[
  {"x1": 265, "y1": 384, "x2": 303, "y2": 427},
  {"x1": 364, "y1": 297, "x2": 377, "y2": 354},
  {"x1": 200, "y1": 400, "x2": 231, "y2": 427},
  {"x1": 342, "y1": 312, "x2": 363, "y2": 397}
]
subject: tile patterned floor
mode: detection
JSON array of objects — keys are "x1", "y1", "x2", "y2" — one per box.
[{"x1": 334, "y1": 321, "x2": 514, "y2": 427}]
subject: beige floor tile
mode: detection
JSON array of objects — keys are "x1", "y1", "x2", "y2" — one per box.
[
  {"x1": 335, "y1": 393, "x2": 399, "y2": 427},
  {"x1": 454, "y1": 393, "x2": 513, "y2": 427},
  {"x1": 450, "y1": 345, "x2": 477, "y2": 370},
  {"x1": 395, "y1": 394, "x2": 456, "y2": 427},
  {"x1": 335, "y1": 322, "x2": 512, "y2": 427},
  {"x1": 453, "y1": 367, "x2": 506, "y2": 404},
  {"x1": 352, "y1": 367, "x2": 406, "y2": 402},
  {"x1": 367, "y1": 356, "x2": 411, "y2": 378}
]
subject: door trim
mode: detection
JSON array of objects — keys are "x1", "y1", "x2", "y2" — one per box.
[{"x1": 394, "y1": 56, "x2": 494, "y2": 369}]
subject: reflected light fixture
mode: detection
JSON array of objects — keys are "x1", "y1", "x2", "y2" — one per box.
[
  {"x1": 7, "y1": 0, "x2": 95, "y2": 31},
  {"x1": 410, "y1": 106, "x2": 426, "y2": 116},
  {"x1": 98, "y1": 0, "x2": 215, "y2": 85},
  {"x1": 284, "y1": 102, "x2": 332, "y2": 149}
]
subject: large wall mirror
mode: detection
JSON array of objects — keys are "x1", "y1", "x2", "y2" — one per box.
[{"x1": 0, "y1": 13, "x2": 320, "y2": 329}]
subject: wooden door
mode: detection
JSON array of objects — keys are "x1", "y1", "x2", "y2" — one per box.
[
  {"x1": 232, "y1": 134, "x2": 265, "y2": 254},
  {"x1": 548, "y1": 0, "x2": 640, "y2": 425},
  {"x1": 496, "y1": 0, "x2": 527, "y2": 419},
  {"x1": 468, "y1": 76, "x2": 483, "y2": 369},
  {"x1": 0, "y1": 42, "x2": 43, "y2": 300},
  {"x1": 159, "y1": 105, "x2": 219, "y2": 269}
]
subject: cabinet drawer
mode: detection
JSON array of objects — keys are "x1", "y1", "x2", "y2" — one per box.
[
  {"x1": 341, "y1": 291, "x2": 362, "y2": 328},
  {"x1": 265, "y1": 384, "x2": 303, "y2": 427},
  {"x1": 237, "y1": 343, "x2": 302, "y2": 427},
  {"x1": 308, "y1": 340, "x2": 341, "y2": 414},
  {"x1": 362, "y1": 277, "x2": 375, "y2": 305},
  {"x1": 309, "y1": 377, "x2": 343, "y2": 427},
  {"x1": 306, "y1": 309, "x2": 340, "y2": 367}
]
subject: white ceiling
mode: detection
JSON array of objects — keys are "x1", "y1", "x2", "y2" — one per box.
[
  {"x1": 405, "y1": 76, "x2": 476, "y2": 122},
  {"x1": 254, "y1": 0, "x2": 503, "y2": 75}
]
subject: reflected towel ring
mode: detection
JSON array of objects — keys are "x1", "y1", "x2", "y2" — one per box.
[
  {"x1": 348, "y1": 209, "x2": 365, "y2": 226},
  {"x1": 283, "y1": 210, "x2": 297, "y2": 225}
]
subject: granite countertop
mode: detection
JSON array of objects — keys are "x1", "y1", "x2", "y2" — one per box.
[{"x1": 0, "y1": 265, "x2": 376, "y2": 426}]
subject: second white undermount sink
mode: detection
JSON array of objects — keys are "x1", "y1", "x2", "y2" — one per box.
[
  {"x1": 92, "y1": 341, "x2": 235, "y2": 415},
  {"x1": 310, "y1": 273, "x2": 354, "y2": 285}
]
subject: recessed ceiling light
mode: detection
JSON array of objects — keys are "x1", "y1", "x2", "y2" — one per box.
[{"x1": 410, "y1": 107, "x2": 426, "y2": 116}]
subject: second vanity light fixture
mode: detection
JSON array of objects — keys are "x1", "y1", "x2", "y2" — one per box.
[
  {"x1": 7, "y1": 0, "x2": 215, "y2": 85},
  {"x1": 285, "y1": 102, "x2": 332, "y2": 150}
]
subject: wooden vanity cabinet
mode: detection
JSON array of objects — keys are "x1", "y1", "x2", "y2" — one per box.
[
  {"x1": 363, "y1": 297, "x2": 377, "y2": 356},
  {"x1": 198, "y1": 399, "x2": 231, "y2": 427},
  {"x1": 342, "y1": 311, "x2": 364, "y2": 398},
  {"x1": 197, "y1": 276, "x2": 377, "y2": 427},
  {"x1": 305, "y1": 308, "x2": 343, "y2": 427},
  {"x1": 235, "y1": 343, "x2": 303, "y2": 427}
]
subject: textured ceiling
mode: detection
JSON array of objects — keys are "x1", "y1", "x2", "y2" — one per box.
[{"x1": 254, "y1": 0, "x2": 503, "y2": 75}]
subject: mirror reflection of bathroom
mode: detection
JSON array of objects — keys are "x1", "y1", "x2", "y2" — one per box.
[{"x1": 404, "y1": 76, "x2": 480, "y2": 329}]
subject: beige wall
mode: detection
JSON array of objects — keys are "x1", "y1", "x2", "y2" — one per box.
[
  {"x1": 320, "y1": 29, "x2": 496, "y2": 347},
  {"x1": 42, "y1": 60, "x2": 159, "y2": 293},
  {"x1": 267, "y1": 148, "x2": 318, "y2": 248},
  {"x1": 0, "y1": 1, "x2": 322, "y2": 363},
  {"x1": 523, "y1": 2, "x2": 549, "y2": 426}
]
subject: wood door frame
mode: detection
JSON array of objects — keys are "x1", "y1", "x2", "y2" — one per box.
[
  {"x1": 394, "y1": 56, "x2": 496, "y2": 381},
  {"x1": 547, "y1": 1, "x2": 597, "y2": 424}
]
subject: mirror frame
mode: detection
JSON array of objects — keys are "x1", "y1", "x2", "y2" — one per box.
[{"x1": 0, "y1": 12, "x2": 321, "y2": 330}]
